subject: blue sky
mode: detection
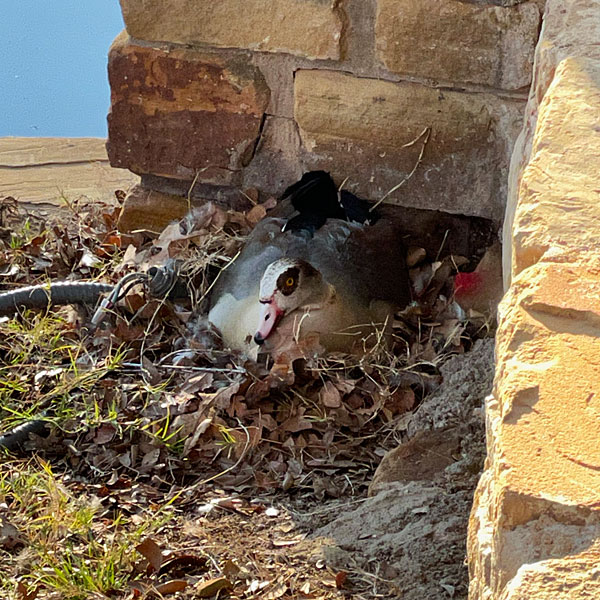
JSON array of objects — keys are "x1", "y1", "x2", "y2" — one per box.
[{"x1": 0, "y1": 2, "x2": 124, "y2": 137}]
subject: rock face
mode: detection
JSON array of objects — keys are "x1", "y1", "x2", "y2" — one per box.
[
  {"x1": 514, "y1": 58, "x2": 600, "y2": 275},
  {"x1": 107, "y1": 33, "x2": 270, "y2": 185},
  {"x1": 469, "y1": 2, "x2": 600, "y2": 599},
  {"x1": 109, "y1": 0, "x2": 542, "y2": 231},
  {"x1": 375, "y1": 0, "x2": 540, "y2": 89}
]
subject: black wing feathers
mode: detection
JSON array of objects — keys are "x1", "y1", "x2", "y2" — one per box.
[{"x1": 281, "y1": 171, "x2": 376, "y2": 234}]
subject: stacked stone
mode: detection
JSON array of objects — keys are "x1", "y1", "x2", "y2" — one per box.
[
  {"x1": 469, "y1": 1, "x2": 600, "y2": 599},
  {"x1": 107, "y1": 0, "x2": 541, "y2": 231}
]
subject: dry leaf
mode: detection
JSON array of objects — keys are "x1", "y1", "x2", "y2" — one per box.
[
  {"x1": 264, "y1": 583, "x2": 287, "y2": 599},
  {"x1": 155, "y1": 580, "x2": 187, "y2": 595},
  {"x1": 246, "y1": 204, "x2": 267, "y2": 225},
  {"x1": 196, "y1": 577, "x2": 233, "y2": 598},
  {"x1": 319, "y1": 381, "x2": 341, "y2": 408},
  {"x1": 136, "y1": 537, "x2": 163, "y2": 573},
  {"x1": 140, "y1": 448, "x2": 161, "y2": 471},
  {"x1": 406, "y1": 246, "x2": 427, "y2": 267},
  {"x1": 0, "y1": 518, "x2": 23, "y2": 550},
  {"x1": 159, "y1": 554, "x2": 209, "y2": 577},
  {"x1": 222, "y1": 559, "x2": 241, "y2": 580},
  {"x1": 93, "y1": 423, "x2": 116, "y2": 445},
  {"x1": 335, "y1": 571, "x2": 348, "y2": 589},
  {"x1": 16, "y1": 582, "x2": 39, "y2": 600}
]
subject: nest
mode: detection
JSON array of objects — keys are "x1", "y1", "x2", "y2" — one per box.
[{"x1": 0, "y1": 193, "x2": 491, "y2": 497}]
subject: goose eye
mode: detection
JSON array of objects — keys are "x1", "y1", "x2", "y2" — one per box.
[{"x1": 285, "y1": 277, "x2": 295, "y2": 287}]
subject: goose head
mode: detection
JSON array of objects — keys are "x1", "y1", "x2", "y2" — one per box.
[{"x1": 254, "y1": 258, "x2": 332, "y2": 345}]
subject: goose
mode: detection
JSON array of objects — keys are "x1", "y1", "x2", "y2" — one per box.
[{"x1": 207, "y1": 171, "x2": 410, "y2": 356}]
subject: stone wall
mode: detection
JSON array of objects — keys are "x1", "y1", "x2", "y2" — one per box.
[
  {"x1": 468, "y1": 1, "x2": 600, "y2": 598},
  {"x1": 106, "y1": 0, "x2": 542, "y2": 232}
]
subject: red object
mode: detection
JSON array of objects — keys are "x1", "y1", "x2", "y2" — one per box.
[{"x1": 454, "y1": 271, "x2": 483, "y2": 297}]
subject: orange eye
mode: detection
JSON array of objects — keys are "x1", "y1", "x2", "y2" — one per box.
[{"x1": 286, "y1": 277, "x2": 295, "y2": 287}]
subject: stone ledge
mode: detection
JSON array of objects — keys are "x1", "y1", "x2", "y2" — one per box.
[
  {"x1": 119, "y1": 0, "x2": 342, "y2": 61},
  {"x1": 0, "y1": 137, "x2": 138, "y2": 207},
  {"x1": 375, "y1": 0, "x2": 540, "y2": 90},
  {"x1": 500, "y1": 549, "x2": 600, "y2": 600}
]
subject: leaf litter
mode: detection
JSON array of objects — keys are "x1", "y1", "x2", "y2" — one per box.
[{"x1": 0, "y1": 191, "x2": 493, "y2": 599}]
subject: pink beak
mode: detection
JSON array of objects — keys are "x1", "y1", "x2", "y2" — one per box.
[{"x1": 254, "y1": 301, "x2": 283, "y2": 345}]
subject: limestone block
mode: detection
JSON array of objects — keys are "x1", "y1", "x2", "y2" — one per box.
[
  {"x1": 468, "y1": 263, "x2": 600, "y2": 599},
  {"x1": 119, "y1": 0, "x2": 342, "y2": 60},
  {"x1": 503, "y1": 0, "x2": 600, "y2": 287},
  {"x1": 513, "y1": 57, "x2": 600, "y2": 276},
  {"x1": 375, "y1": 0, "x2": 540, "y2": 89},
  {"x1": 532, "y1": 0, "x2": 600, "y2": 97},
  {"x1": 500, "y1": 550, "x2": 600, "y2": 600},
  {"x1": 294, "y1": 69, "x2": 524, "y2": 221},
  {"x1": 106, "y1": 33, "x2": 270, "y2": 185}
]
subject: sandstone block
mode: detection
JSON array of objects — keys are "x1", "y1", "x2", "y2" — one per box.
[
  {"x1": 117, "y1": 184, "x2": 190, "y2": 233},
  {"x1": 513, "y1": 57, "x2": 600, "y2": 276},
  {"x1": 119, "y1": 0, "x2": 342, "y2": 60},
  {"x1": 375, "y1": 0, "x2": 540, "y2": 89},
  {"x1": 504, "y1": 0, "x2": 600, "y2": 288},
  {"x1": 468, "y1": 263, "x2": 600, "y2": 599},
  {"x1": 242, "y1": 116, "x2": 303, "y2": 194},
  {"x1": 533, "y1": 0, "x2": 600, "y2": 96},
  {"x1": 106, "y1": 33, "x2": 270, "y2": 185},
  {"x1": 500, "y1": 551, "x2": 600, "y2": 600},
  {"x1": 294, "y1": 69, "x2": 524, "y2": 221}
]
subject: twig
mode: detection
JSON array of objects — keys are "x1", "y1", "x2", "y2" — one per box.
[
  {"x1": 186, "y1": 170, "x2": 202, "y2": 212},
  {"x1": 197, "y1": 249, "x2": 241, "y2": 306},
  {"x1": 369, "y1": 126, "x2": 431, "y2": 212},
  {"x1": 434, "y1": 228, "x2": 450, "y2": 263}
]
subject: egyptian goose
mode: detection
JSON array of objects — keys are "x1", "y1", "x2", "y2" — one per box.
[{"x1": 208, "y1": 172, "x2": 410, "y2": 355}]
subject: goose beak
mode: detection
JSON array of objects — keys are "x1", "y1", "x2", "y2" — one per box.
[{"x1": 254, "y1": 301, "x2": 283, "y2": 345}]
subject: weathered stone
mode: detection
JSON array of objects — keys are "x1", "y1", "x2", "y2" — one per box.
[
  {"x1": 468, "y1": 263, "x2": 600, "y2": 599},
  {"x1": 532, "y1": 0, "x2": 600, "y2": 95},
  {"x1": 471, "y1": 4, "x2": 600, "y2": 598},
  {"x1": 242, "y1": 116, "x2": 303, "y2": 194},
  {"x1": 119, "y1": 0, "x2": 342, "y2": 60},
  {"x1": 375, "y1": 0, "x2": 540, "y2": 89},
  {"x1": 500, "y1": 551, "x2": 600, "y2": 600},
  {"x1": 106, "y1": 33, "x2": 270, "y2": 185},
  {"x1": 503, "y1": 0, "x2": 600, "y2": 288},
  {"x1": 294, "y1": 69, "x2": 524, "y2": 221},
  {"x1": 250, "y1": 53, "x2": 297, "y2": 119},
  {"x1": 369, "y1": 428, "x2": 461, "y2": 495},
  {"x1": 117, "y1": 184, "x2": 190, "y2": 233},
  {"x1": 513, "y1": 57, "x2": 600, "y2": 276}
]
